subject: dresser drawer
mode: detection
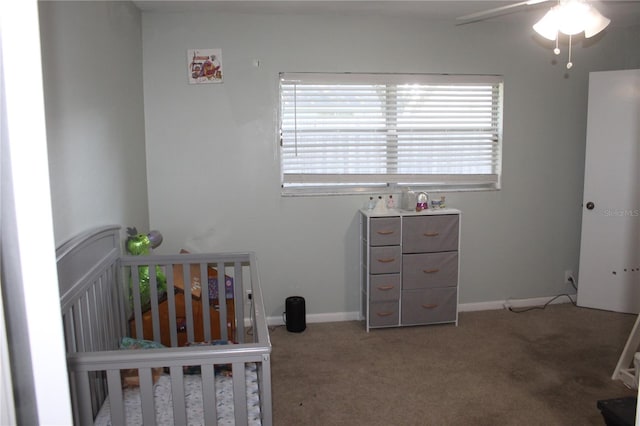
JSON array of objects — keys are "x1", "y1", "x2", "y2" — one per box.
[
  {"x1": 369, "y1": 217, "x2": 401, "y2": 246},
  {"x1": 402, "y1": 252, "x2": 458, "y2": 289},
  {"x1": 401, "y1": 288, "x2": 457, "y2": 325},
  {"x1": 369, "y1": 246, "x2": 402, "y2": 274},
  {"x1": 370, "y1": 274, "x2": 401, "y2": 302},
  {"x1": 402, "y1": 215, "x2": 459, "y2": 253},
  {"x1": 369, "y1": 301, "x2": 400, "y2": 327}
]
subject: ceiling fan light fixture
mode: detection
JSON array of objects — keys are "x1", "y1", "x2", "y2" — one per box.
[
  {"x1": 557, "y1": 0, "x2": 592, "y2": 35},
  {"x1": 532, "y1": 0, "x2": 611, "y2": 68},
  {"x1": 533, "y1": 8, "x2": 559, "y2": 40},
  {"x1": 583, "y1": 7, "x2": 611, "y2": 38}
]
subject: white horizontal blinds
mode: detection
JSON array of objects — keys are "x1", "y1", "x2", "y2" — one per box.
[{"x1": 280, "y1": 73, "x2": 503, "y2": 189}]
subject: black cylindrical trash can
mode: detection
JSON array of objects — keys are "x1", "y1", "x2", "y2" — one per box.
[{"x1": 284, "y1": 296, "x2": 306, "y2": 332}]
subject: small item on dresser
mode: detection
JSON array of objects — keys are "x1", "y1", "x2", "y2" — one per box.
[
  {"x1": 402, "y1": 190, "x2": 417, "y2": 211},
  {"x1": 431, "y1": 196, "x2": 446, "y2": 209},
  {"x1": 367, "y1": 196, "x2": 376, "y2": 210},
  {"x1": 386, "y1": 195, "x2": 395, "y2": 209},
  {"x1": 373, "y1": 196, "x2": 389, "y2": 214},
  {"x1": 416, "y1": 192, "x2": 429, "y2": 211}
]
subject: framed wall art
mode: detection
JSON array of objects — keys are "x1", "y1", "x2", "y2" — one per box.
[{"x1": 188, "y1": 48, "x2": 223, "y2": 84}]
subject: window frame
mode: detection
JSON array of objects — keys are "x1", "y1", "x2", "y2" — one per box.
[{"x1": 278, "y1": 72, "x2": 504, "y2": 196}]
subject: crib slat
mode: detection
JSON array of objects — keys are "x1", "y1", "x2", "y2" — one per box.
[
  {"x1": 200, "y1": 263, "x2": 211, "y2": 341},
  {"x1": 201, "y1": 364, "x2": 217, "y2": 425},
  {"x1": 106, "y1": 370, "x2": 126, "y2": 426},
  {"x1": 166, "y1": 265, "x2": 179, "y2": 347},
  {"x1": 139, "y1": 368, "x2": 156, "y2": 425},
  {"x1": 149, "y1": 266, "x2": 161, "y2": 342},
  {"x1": 259, "y1": 355, "x2": 273, "y2": 425},
  {"x1": 63, "y1": 309, "x2": 76, "y2": 353},
  {"x1": 234, "y1": 262, "x2": 245, "y2": 343},
  {"x1": 170, "y1": 366, "x2": 187, "y2": 425},
  {"x1": 131, "y1": 267, "x2": 144, "y2": 339},
  {"x1": 183, "y1": 265, "x2": 195, "y2": 342},
  {"x1": 232, "y1": 361, "x2": 248, "y2": 424},
  {"x1": 75, "y1": 372, "x2": 94, "y2": 426},
  {"x1": 217, "y1": 261, "x2": 228, "y2": 342}
]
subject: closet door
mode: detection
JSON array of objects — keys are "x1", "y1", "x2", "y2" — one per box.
[{"x1": 577, "y1": 69, "x2": 640, "y2": 313}]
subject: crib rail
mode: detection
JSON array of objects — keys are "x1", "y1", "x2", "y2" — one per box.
[
  {"x1": 58, "y1": 227, "x2": 271, "y2": 426},
  {"x1": 68, "y1": 344, "x2": 271, "y2": 426}
]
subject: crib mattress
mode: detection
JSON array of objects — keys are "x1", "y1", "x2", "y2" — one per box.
[{"x1": 94, "y1": 363, "x2": 261, "y2": 426}]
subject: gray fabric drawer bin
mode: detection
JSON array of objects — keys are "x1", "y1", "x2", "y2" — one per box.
[
  {"x1": 369, "y1": 301, "x2": 400, "y2": 327},
  {"x1": 369, "y1": 217, "x2": 401, "y2": 246},
  {"x1": 369, "y1": 246, "x2": 402, "y2": 274},
  {"x1": 401, "y1": 288, "x2": 457, "y2": 325},
  {"x1": 402, "y1": 214, "x2": 459, "y2": 253},
  {"x1": 402, "y1": 251, "x2": 458, "y2": 289},
  {"x1": 370, "y1": 274, "x2": 401, "y2": 302}
]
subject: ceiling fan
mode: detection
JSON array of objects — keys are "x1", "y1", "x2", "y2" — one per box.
[
  {"x1": 457, "y1": 0, "x2": 612, "y2": 68},
  {"x1": 457, "y1": 0, "x2": 551, "y2": 23}
]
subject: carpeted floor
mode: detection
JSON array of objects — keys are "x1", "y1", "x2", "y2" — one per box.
[{"x1": 269, "y1": 304, "x2": 637, "y2": 425}]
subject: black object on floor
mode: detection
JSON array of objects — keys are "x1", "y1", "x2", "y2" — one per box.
[
  {"x1": 284, "y1": 296, "x2": 306, "y2": 332},
  {"x1": 597, "y1": 396, "x2": 636, "y2": 426}
]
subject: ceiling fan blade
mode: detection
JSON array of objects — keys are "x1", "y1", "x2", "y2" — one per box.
[{"x1": 456, "y1": 0, "x2": 550, "y2": 23}]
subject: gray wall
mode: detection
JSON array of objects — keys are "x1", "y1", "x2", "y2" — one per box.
[
  {"x1": 40, "y1": 1, "x2": 149, "y2": 246},
  {"x1": 141, "y1": 9, "x2": 640, "y2": 320}
]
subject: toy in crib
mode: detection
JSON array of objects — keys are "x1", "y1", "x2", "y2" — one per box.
[{"x1": 126, "y1": 227, "x2": 166, "y2": 310}]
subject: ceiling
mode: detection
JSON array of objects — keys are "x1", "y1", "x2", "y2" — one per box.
[{"x1": 133, "y1": 1, "x2": 640, "y2": 27}]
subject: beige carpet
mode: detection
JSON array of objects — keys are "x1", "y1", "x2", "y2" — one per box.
[{"x1": 269, "y1": 304, "x2": 637, "y2": 426}]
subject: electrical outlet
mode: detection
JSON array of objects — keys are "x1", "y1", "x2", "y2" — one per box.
[{"x1": 564, "y1": 270, "x2": 574, "y2": 286}]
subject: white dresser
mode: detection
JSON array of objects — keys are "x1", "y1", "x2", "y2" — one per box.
[{"x1": 360, "y1": 208, "x2": 461, "y2": 331}]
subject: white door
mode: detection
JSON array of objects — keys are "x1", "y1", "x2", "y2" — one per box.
[{"x1": 577, "y1": 69, "x2": 640, "y2": 313}]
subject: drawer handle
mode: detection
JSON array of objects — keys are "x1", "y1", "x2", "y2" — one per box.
[
  {"x1": 376, "y1": 311, "x2": 394, "y2": 317},
  {"x1": 377, "y1": 258, "x2": 396, "y2": 263},
  {"x1": 422, "y1": 303, "x2": 439, "y2": 309},
  {"x1": 423, "y1": 268, "x2": 440, "y2": 274},
  {"x1": 377, "y1": 230, "x2": 395, "y2": 235},
  {"x1": 376, "y1": 285, "x2": 395, "y2": 291},
  {"x1": 423, "y1": 232, "x2": 440, "y2": 237}
]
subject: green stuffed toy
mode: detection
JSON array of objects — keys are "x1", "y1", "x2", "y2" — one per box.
[{"x1": 126, "y1": 227, "x2": 167, "y2": 311}]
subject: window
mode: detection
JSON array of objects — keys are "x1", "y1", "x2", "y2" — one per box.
[{"x1": 279, "y1": 72, "x2": 503, "y2": 195}]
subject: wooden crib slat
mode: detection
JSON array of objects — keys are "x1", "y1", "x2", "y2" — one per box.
[
  {"x1": 97, "y1": 274, "x2": 111, "y2": 350},
  {"x1": 234, "y1": 262, "x2": 245, "y2": 343},
  {"x1": 259, "y1": 354, "x2": 273, "y2": 425},
  {"x1": 103, "y1": 267, "x2": 118, "y2": 349},
  {"x1": 138, "y1": 368, "x2": 156, "y2": 425},
  {"x1": 74, "y1": 372, "x2": 94, "y2": 426},
  {"x1": 78, "y1": 296, "x2": 91, "y2": 352},
  {"x1": 106, "y1": 370, "x2": 126, "y2": 426},
  {"x1": 130, "y1": 267, "x2": 144, "y2": 339},
  {"x1": 201, "y1": 364, "x2": 217, "y2": 425},
  {"x1": 200, "y1": 263, "x2": 212, "y2": 341},
  {"x1": 148, "y1": 266, "x2": 162, "y2": 342},
  {"x1": 183, "y1": 265, "x2": 195, "y2": 342},
  {"x1": 232, "y1": 361, "x2": 248, "y2": 424},
  {"x1": 166, "y1": 265, "x2": 179, "y2": 347},
  {"x1": 63, "y1": 309, "x2": 76, "y2": 353},
  {"x1": 216, "y1": 261, "x2": 228, "y2": 342},
  {"x1": 170, "y1": 366, "x2": 187, "y2": 425}
]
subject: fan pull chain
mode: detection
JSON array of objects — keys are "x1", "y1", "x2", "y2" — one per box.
[
  {"x1": 553, "y1": 31, "x2": 560, "y2": 55},
  {"x1": 566, "y1": 34, "x2": 573, "y2": 69}
]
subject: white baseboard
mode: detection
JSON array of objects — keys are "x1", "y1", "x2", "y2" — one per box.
[
  {"x1": 265, "y1": 311, "x2": 360, "y2": 327},
  {"x1": 259, "y1": 294, "x2": 577, "y2": 327},
  {"x1": 458, "y1": 294, "x2": 576, "y2": 312}
]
